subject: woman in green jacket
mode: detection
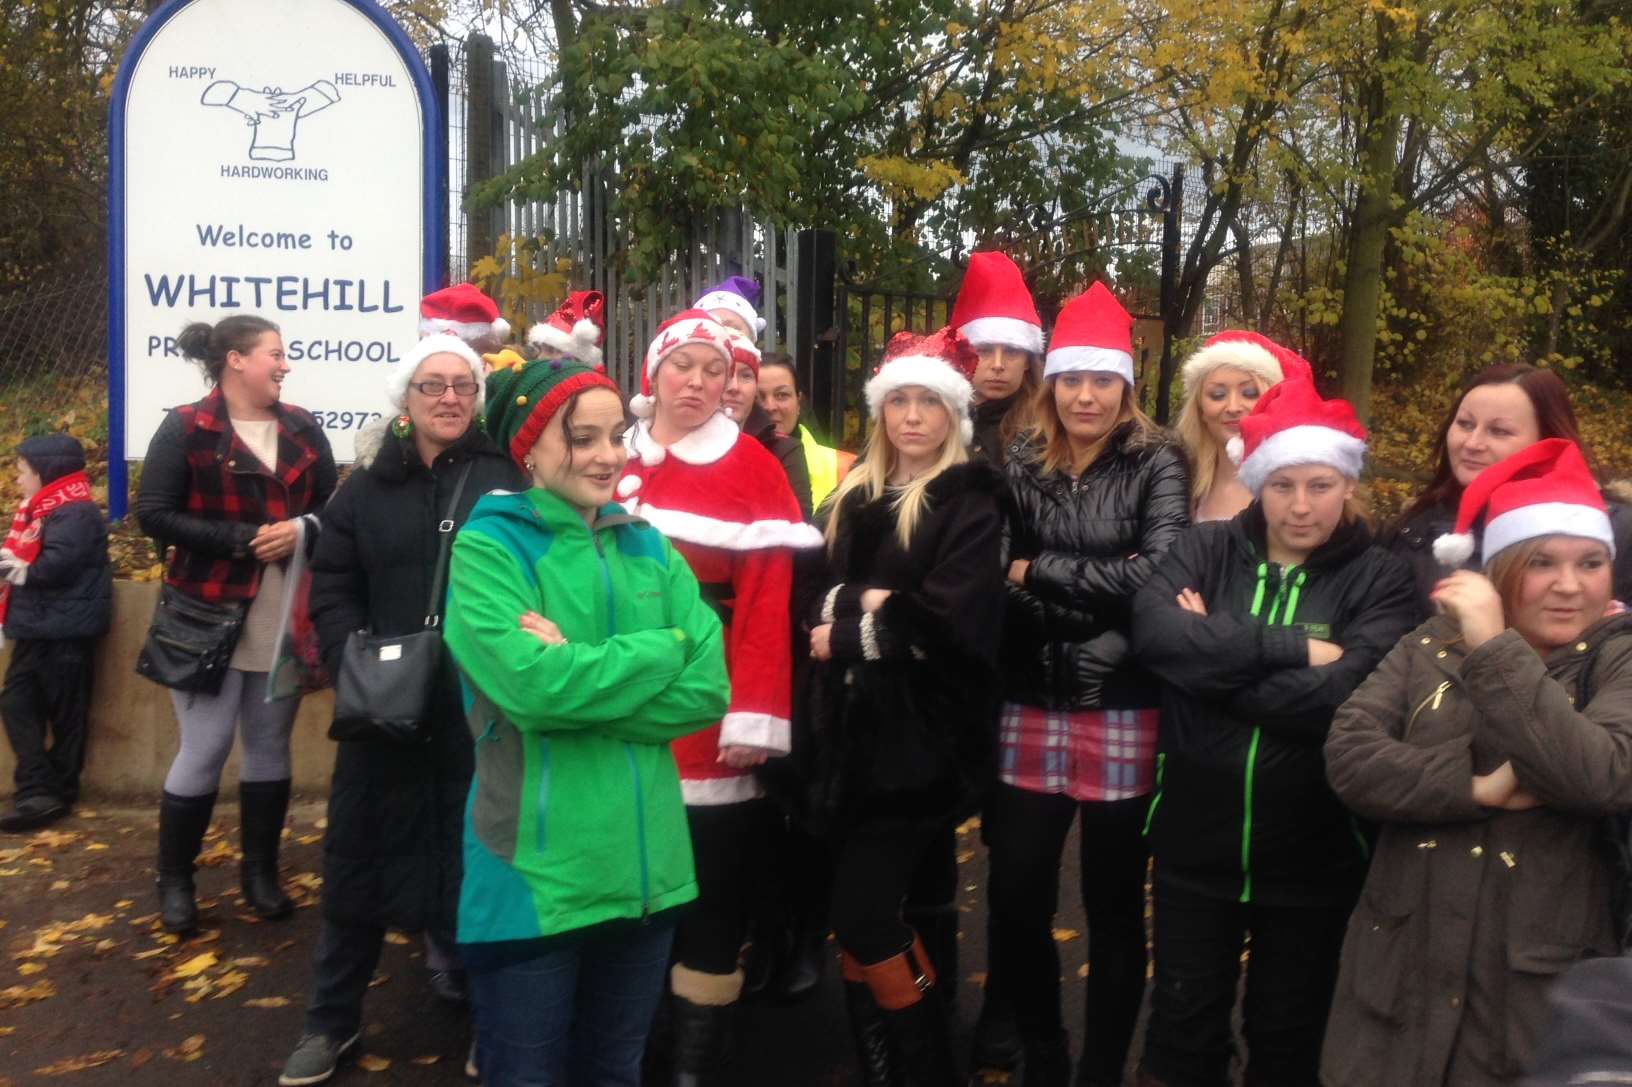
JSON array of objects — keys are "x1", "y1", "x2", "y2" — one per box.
[{"x1": 444, "y1": 356, "x2": 729, "y2": 1087}]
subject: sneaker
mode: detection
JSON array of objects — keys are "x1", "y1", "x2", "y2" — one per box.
[
  {"x1": 0, "y1": 795, "x2": 68, "y2": 833},
  {"x1": 464, "y1": 1038, "x2": 479, "y2": 1082},
  {"x1": 429, "y1": 968, "x2": 469, "y2": 1005},
  {"x1": 278, "y1": 1031, "x2": 360, "y2": 1086}
]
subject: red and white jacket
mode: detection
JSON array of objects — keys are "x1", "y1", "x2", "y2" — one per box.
[{"x1": 619, "y1": 412, "x2": 823, "y2": 805}]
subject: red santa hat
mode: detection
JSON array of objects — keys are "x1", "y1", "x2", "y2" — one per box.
[
  {"x1": 527, "y1": 290, "x2": 606, "y2": 367},
  {"x1": 418, "y1": 283, "x2": 510, "y2": 345},
  {"x1": 1044, "y1": 282, "x2": 1135, "y2": 384},
  {"x1": 1181, "y1": 329, "x2": 1312, "y2": 400},
  {"x1": 628, "y1": 309, "x2": 760, "y2": 419},
  {"x1": 1433, "y1": 438, "x2": 1614, "y2": 568},
  {"x1": 949, "y1": 251, "x2": 1044, "y2": 356},
  {"x1": 384, "y1": 333, "x2": 486, "y2": 413},
  {"x1": 1229, "y1": 372, "x2": 1367, "y2": 496},
  {"x1": 863, "y1": 327, "x2": 979, "y2": 445}
]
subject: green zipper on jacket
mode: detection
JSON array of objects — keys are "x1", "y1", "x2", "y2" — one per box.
[
  {"x1": 1239, "y1": 562, "x2": 1306, "y2": 904},
  {"x1": 1142, "y1": 752, "x2": 1167, "y2": 837}
]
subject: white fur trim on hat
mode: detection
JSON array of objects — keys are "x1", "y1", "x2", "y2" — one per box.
[
  {"x1": 1237, "y1": 424, "x2": 1366, "y2": 496},
  {"x1": 630, "y1": 393, "x2": 656, "y2": 420},
  {"x1": 1181, "y1": 340, "x2": 1283, "y2": 399},
  {"x1": 386, "y1": 334, "x2": 486, "y2": 412},
  {"x1": 633, "y1": 503, "x2": 825, "y2": 551},
  {"x1": 1481, "y1": 502, "x2": 1616, "y2": 566},
  {"x1": 418, "y1": 316, "x2": 505, "y2": 344},
  {"x1": 958, "y1": 315, "x2": 1044, "y2": 355},
  {"x1": 1044, "y1": 345, "x2": 1135, "y2": 384},
  {"x1": 695, "y1": 290, "x2": 766, "y2": 339},
  {"x1": 1433, "y1": 532, "x2": 1476, "y2": 568},
  {"x1": 528, "y1": 318, "x2": 604, "y2": 367},
  {"x1": 864, "y1": 355, "x2": 975, "y2": 420}
]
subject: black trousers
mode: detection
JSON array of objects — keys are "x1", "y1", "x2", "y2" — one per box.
[
  {"x1": 830, "y1": 820, "x2": 955, "y2": 965},
  {"x1": 673, "y1": 799, "x2": 775, "y2": 976},
  {"x1": 303, "y1": 916, "x2": 461, "y2": 1037},
  {"x1": 1141, "y1": 879, "x2": 1351, "y2": 1087},
  {"x1": 1, "y1": 638, "x2": 95, "y2": 804},
  {"x1": 985, "y1": 784, "x2": 1148, "y2": 1083}
]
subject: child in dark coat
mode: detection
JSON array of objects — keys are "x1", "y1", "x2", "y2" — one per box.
[{"x1": 0, "y1": 434, "x2": 112, "y2": 831}]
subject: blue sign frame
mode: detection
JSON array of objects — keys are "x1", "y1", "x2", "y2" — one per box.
[{"x1": 106, "y1": 0, "x2": 446, "y2": 519}]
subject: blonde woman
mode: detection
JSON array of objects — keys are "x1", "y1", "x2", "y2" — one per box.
[
  {"x1": 1174, "y1": 331, "x2": 1301, "y2": 523},
  {"x1": 803, "y1": 328, "x2": 1006, "y2": 1086},
  {"x1": 986, "y1": 283, "x2": 1191, "y2": 1085}
]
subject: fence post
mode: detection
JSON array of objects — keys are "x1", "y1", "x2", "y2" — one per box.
[
  {"x1": 430, "y1": 43, "x2": 451, "y2": 285},
  {"x1": 464, "y1": 33, "x2": 496, "y2": 270},
  {"x1": 1154, "y1": 162, "x2": 1184, "y2": 425},
  {"x1": 796, "y1": 229, "x2": 837, "y2": 436}
]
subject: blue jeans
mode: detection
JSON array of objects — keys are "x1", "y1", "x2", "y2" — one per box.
[{"x1": 470, "y1": 921, "x2": 675, "y2": 1087}]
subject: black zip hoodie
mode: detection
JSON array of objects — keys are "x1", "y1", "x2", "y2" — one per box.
[{"x1": 1131, "y1": 503, "x2": 1417, "y2": 907}]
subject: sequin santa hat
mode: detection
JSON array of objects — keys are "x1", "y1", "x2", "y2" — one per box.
[
  {"x1": 527, "y1": 290, "x2": 606, "y2": 367},
  {"x1": 863, "y1": 327, "x2": 980, "y2": 444},
  {"x1": 418, "y1": 283, "x2": 510, "y2": 345},
  {"x1": 1180, "y1": 329, "x2": 1309, "y2": 400},
  {"x1": 1228, "y1": 370, "x2": 1367, "y2": 496},
  {"x1": 1433, "y1": 438, "x2": 1614, "y2": 568},
  {"x1": 1045, "y1": 282, "x2": 1136, "y2": 384},
  {"x1": 949, "y1": 251, "x2": 1044, "y2": 355},
  {"x1": 692, "y1": 276, "x2": 766, "y2": 340},
  {"x1": 628, "y1": 309, "x2": 759, "y2": 419}
]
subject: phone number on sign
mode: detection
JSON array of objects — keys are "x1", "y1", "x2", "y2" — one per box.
[{"x1": 315, "y1": 411, "x2": 385, "y2": 430}]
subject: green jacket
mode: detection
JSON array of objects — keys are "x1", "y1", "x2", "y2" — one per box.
[{"x1": 444, "y1": 488, "x2": 728, "y2": 946}]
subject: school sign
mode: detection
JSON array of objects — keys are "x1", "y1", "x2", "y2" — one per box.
[{"x1": 109, "y1": 0, "x2": 444, "y2": 513}]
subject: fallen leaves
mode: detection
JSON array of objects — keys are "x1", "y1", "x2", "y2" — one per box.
[
  {"x1": 383, "y1": 931, "x2": 411, "y2": 945},
  {"x1": 356, "y1": 1053, "x2": 392, "y2": 1072},
  {"x1": 1052, "y1": 927, "x2": 1080, "y2": 942},
  {"x1": 162, "y1": 1035, "x2": 205, "y2": 1062},
  {"x1": 244, "y1": 995, "x2": 292, "y2": 1008},
  {"x1": 0, "y1": 980, "x2": 55, "y2": 1008},
  {"x1": 411, "y1": 1055, "x2": 442, "y2": 1065},
  {"x1": 16, "y1": 962, "x2": 45, "y2": 976},
  {"x1": 34, "y1": 1050, "x2": 123, "y2": 1076},
  {"x1": 170, "y1": 951, "x2": 218, "y2": 978}
]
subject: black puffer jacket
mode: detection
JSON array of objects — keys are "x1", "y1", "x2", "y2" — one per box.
[
  {"x1": 1, "y1": 502, "x2": 111, "y2": 641},
  {"x1": 796, "y1": 460, "x2": 1006, "y2": 836},
  {"x1": 970, "y1": 393, "x2": 1022, "y2": 467},
  {"x1": 1002, "y1": 422, "x2": 1192, "y2": 711},
  {"x1": 1384, "y1": 491, "x2": 1632, "y2": 624},
  {"x1": 1131, "y1": 506, "x2": 1418, "y2": 907},
  {"x1": 308, "y1": 426, "x2": 524, "y2": 932}
]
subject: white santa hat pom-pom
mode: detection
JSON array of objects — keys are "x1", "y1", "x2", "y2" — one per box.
[
  {"x1": 616, "y1": 476, "x2": 642, "y2": 499},
  {"x1": 630, "y1": 393, "x2": 656, "y2": 419},
  {"x1": 491, "y1": 316, "x2": 511, "y2": 342},
  {"x1": 1433, "y1": 532, "x2": 1477, "y2": 568},
  {"x1": 1226, "y1": 435, "x2": 1245, "y2": 466},
  {"x1": 961, "y1": 417, "x2": 974, "y2": 445}
]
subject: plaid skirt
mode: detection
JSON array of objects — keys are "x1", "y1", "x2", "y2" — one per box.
[{"x1": 997, "y1": 702, "x2": 1158, "y2": 802}]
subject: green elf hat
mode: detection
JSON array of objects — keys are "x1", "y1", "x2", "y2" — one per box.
[{"x1": 483, "y1": 356, "x2": 622, "y2": 468}]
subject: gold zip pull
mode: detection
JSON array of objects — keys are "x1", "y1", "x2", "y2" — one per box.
[{"x1": 1431, "y1": 681, "x2": 1450, "y2": 710}]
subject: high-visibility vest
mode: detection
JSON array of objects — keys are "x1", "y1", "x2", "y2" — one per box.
[{"x1": 798, "y1": 424, "x2": 855, "y2": 510}]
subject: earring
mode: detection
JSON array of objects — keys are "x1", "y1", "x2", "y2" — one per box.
[
  {"x1": 390, "y1": 414, "x2": 413, "y2": 438},
  {"x1": 524, "y1": 459, "x2": 535, "y2": 472}
]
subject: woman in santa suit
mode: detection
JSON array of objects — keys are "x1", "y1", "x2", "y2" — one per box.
[{"x1": 618, "y1": 309, "x2": 823, "y2": 1085}]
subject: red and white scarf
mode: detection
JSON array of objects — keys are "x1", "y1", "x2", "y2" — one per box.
[{"x1": 0, "y1": 470, "x2": 94, "y2": 627}]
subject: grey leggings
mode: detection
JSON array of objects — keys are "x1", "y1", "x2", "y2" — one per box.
[{"x1": 164, "y1": 670, "x2": 300, "y2": 797}]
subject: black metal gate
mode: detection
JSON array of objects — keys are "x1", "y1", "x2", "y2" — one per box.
[{"x1": 801, "y1": 164, "x2": 1186, "y2": 445}]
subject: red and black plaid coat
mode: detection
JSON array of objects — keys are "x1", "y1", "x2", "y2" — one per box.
[{"x1": 135, "y1": 387, "x2": 337, "y2": 602}]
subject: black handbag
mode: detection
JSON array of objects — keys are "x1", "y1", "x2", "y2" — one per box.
[
  {"x1": 329, "y1": 462, "x2": 473, "y2": 744},
  {"x1": 135, "y1": 583, "x2": 248, "y2": 695}
]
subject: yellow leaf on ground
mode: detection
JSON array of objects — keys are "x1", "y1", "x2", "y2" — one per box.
[
  {"x1": 84, "y1": 842, "x2": 109, "y2": 851},
  {"x1": 1052, "y1": 927, "x2": 1080, "y2": 942},
  {"x1": 50, "y1": 880, "x2": 69, "y2": 891},
  {"x1": 356, "y1": 1054, "x2": 391, "y2": 1072},
  {"x1": 171, "y1": 951, "x2": 217, "y2": 978},
  {"x1": 162, "y1": 1035, "x2": 205, "y2": 1062},
  {"x1": 94, "y1": 939, "x2": 119, "y2": 954},
  {"x1": 113, "y1": 900, "x2": 133, "y2": 910},
  {"x1": 231, "y1": 956, "x2": 269, "y2": 968},
  {"x1": 34, "y1": 1050, "x2": 124, "y2": 1076},
  {"x1": 383, "y1": 931, "x2": 411, "y2": 945},
  {"x1": 1077, "y1": 963, "x2": 1089, "y2": 978},
  {"x1": 0, "y1": 1025, "x2": 15, "y2": 1035},
  {"x1": 0, "y1": 980, "x2": 55, "y2": 1007},
  {"x1": 17, "y1": 963, "x2": 45, "y2": 976},
  {"x1": 211, "y1": 970, "x2": 249, "y2": 999},
  {"x1": 245, "y1": 996, "x2": 292, "y2": 1008},
  {"x1": 411, "y1": 1055, "x2": 441, "y2": 1065}
]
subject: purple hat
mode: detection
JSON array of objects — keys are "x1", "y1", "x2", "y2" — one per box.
[{"x1": 692, "y1": 276, "x2": 765, "y2": 340}]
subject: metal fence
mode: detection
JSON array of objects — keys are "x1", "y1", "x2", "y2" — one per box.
[{"x1": 0, "y1": 273, "x2": 109, "y2": 441}]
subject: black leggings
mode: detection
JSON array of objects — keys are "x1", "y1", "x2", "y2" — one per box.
[
  {"x1": 985, "y1": 784, "x2": 1149, "y2": 1080},
  {"x1": 829, "y1": 821, "x2": 957, "y2": 965},
  {"x1": 672, "y1": 800, "x2": 774, "y2": 976}
]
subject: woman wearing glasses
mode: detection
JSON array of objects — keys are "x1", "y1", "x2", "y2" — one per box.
[{"x1": 279, "y1": 334, "x2": 526, "y2": 1086}]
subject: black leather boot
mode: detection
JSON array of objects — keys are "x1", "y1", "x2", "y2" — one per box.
[
  {"x1": 670, "y1": 995, "x2": 733, "y2": 1087},
  {"x1": 239, "y1": 779, "x2": 293, "y2": 919},
  {"x1": 771, "y1": 902, "x2": 830, "y2": 1003},
  {"x1": 156, "y1": 791, "x2": 216, "y2": 933},
  {"x1": 841, "y1": 953, "x2": 902, "y2": 1087},
  {"x1": 857, "y1": 935, "x2": 965, "y2": 1087}
]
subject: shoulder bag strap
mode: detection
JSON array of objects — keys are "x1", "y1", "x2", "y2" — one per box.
[{"x1": 424, "y1": 460, "x2": 476, "y2": 628}]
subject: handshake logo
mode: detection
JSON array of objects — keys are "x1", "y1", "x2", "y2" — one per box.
[{"x1": 201, "y1": 79, "x2": 341, "y2": 163}]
